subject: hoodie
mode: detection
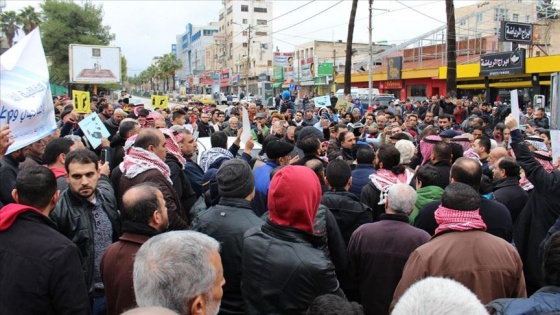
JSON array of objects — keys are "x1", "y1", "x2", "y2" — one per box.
[
  {"x1": 410, "y1": 185, "x2": 444, "y2": 224},
  {"x1": 0, "y1": 204, "x2": 44, "y2": 231},
  {"x1": 268, "y1": 165, "x2": 321, "y2": 234}
]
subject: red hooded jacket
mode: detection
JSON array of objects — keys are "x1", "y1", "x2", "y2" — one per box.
[{"x1": 0, "y1": 204, "x2": 44, "y2": 231}]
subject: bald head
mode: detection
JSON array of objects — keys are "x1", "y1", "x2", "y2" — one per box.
[
  {"x1": 488, "y1": 147, "x2": 508, "y2": 169},
  {"x1": 451, "y1": 157, "x2": 482, "y2": 190},
  {"x1": 122, "y1": 183, "x2": 165, "y2": 229},
  {"x1": 121, "y1": 307, "x2": 179, "y2": 315}
]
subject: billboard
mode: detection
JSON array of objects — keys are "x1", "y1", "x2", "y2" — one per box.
[
  {"x1": 69, "y1": 44, "x2": 121, "y2": 84},
  {"x1": 300, "y1": 57, "x2": 316, "y2": 82},
  {"x1": 273, "y1": 52, "x2": 294, "y2": 67},
  {"x1": 479, "y1": 49, "x2": 526, "y2": 76},
  {"x1": 387, "y1": 56, "x2": 403, "y2": 80},
  {"x1": 500, "y1": 21, "x2": 533, "y2": 44}
]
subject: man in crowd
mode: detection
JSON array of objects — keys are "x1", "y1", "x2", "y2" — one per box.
[
  {"x1": 19, "y1": 137, "x2": 46, "y2": 169},
  {"x1": 197, "y1": 112, "x2": 214, "y2": 138},
  {"x1": 118, "y1": 128, "x2": 190, "y2": 230},
  {"x1": 409, "y1": 164, "x2": 444, "y2": 224},
  {"x1": 492, "y1": 157, "x2": 528, "y2": 224},
  {"x1": 110, "y1": 119, "x2": 141, "y2": 170},
  {"x1": 414, "y1": 157, "x2": 513, "y2": 241},
  {"x1": 101, "y1": 183, "x2": 169, "y2": 315},
  {"x1": 98, "y1": 103, "x2": 114, "y2": 123},
  {"x1": 348, "y1": 183, "x2": 430, "y2": 315},
  {"x1": 50, "y1": 149, "x2": 121, "y2": 314},
  {"x1": 349, "y1": 146, "x2": 376, "y2": 198},
  {"x1": 0, "y1": 146, "x2": 28, "y2": 206},
  {"x1": 242, "y1": 166, "x2": 343, "y2": 313},
  {"x1": 250, "y1": 113, "x2": 269, "y2": 144},
  {"x1": 104, "y1": 108, "x2": 125, "y2": 140},
  {"x1": 44, "y1": 137, "x2": 80, "y2": 191},
  {"x1": 173, "y1": 127, "x2": 204, "y2": 198},
  {"x1": 193, "y1": 159, "x2": 264, "y2": 315},
  {"x1": 392, "y1": 183, "x2": 526, "y2": 310},
  {"x1": 133, "y1": 231, "x2": 225, "y2": 315},
  {"x1": 531, "y1": 107, "x2": 549, "y2": 129},
  {"x1": 429, "y1": 141, "x2": 452, "y2": 189},
  {"x1": 0, "y1": 166, "x2": 91, "y2": 315},
  {"x1": 472, "y1": 136, "x2": 492, "y2": 178}
]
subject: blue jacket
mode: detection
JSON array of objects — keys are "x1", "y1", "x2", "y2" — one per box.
[
  {"x1": 252, "y1": 160, "x2": 280, "y2": 217},
  {"x1": 349, "y1": 164, "x2": 376, "y2": 198},
  {"x1": 488, "y1": 286, "x2": 560, "y2": 315}
]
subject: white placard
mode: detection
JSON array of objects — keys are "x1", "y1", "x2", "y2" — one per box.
[
  {"x1": 550, "y1": 130, "x2": 560, "y2": 164},
  {"x1": 313, "y1": 95, "x2": 331, "y2": 108},
  {"x1": 241, "y1": 107, "x2": 251, "y2": 143},
  {"x1": 78, "y1": 113, "x2": 110, "y2": 149},
  {"x1": 69, "y1": 45, "x2": 121, "y2": 84},
  {"x1": 510, "y1": 89, "x2": 521, "y2": 124},
  {"x1": 0, "y1": 28, "x2": 57, "y2": 154}
]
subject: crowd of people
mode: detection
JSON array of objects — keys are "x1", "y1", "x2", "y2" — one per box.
[{"x1": 0, "y1": 89, "x2": 559, "y2": 315}]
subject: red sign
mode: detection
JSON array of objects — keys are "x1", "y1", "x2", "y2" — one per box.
[{"x1": 380, "y1": 80, "x2": 402, "y2": 89}]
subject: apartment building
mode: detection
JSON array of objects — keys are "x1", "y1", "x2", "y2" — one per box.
[{"x1": 175, "y1": 22, "x2": 219, "y2": 81}]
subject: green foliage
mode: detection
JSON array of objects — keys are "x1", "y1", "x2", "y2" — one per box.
[
  {"x1": 0, "y1": 11, "x2": 20, "y2": 47},
  {"x1": 40, "y1": 0, "x2": 115, "y2": 84},
  {"x1": 18, "y1": 6, "x2": 42, "y2": 35},
  {"x1": 121, "y1": 55, "x2": 127, "y2": 83}
]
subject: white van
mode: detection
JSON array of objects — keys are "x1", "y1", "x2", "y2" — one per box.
[
  {"x1": 335, "y1": 88, "x2": 359, "y2": 99},
  {"x1": 356, "y1": 88, "x2": 380, "y2": 99}
]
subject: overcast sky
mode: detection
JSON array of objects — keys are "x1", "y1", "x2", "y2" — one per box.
[{"x1": 5, "y1": 0, "x2": 489, "y2": 75}]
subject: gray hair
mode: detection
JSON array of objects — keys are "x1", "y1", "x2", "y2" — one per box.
[
  {"x1": 114, "y1": 108, "x2": 126, "y2": 116},
  {"x1": 387, "y1": 183, "x2": 417, "y2": 215},
  {"x1": 133, "y1": 231, "x2": 220, "y2": 314}
]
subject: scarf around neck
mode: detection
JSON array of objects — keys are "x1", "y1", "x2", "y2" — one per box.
[
  {"x1": 434, "y1": 205, "x2": 487, "y2": 235},
  {"x1": 120, "y1": 146, "x2": 172, "y2": 183},
  {"x1": 370, "y1": 168, "x2": 414, "y2": 205},
  {"x1": 160, "y1": 128, "x2": 186, "y2": 168}
]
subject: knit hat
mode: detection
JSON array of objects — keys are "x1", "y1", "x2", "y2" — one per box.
[
  {"x1": 266, "y1": 140, "x2": 294, "y2": 160},
  {"x1": 216, "y1": 159, "x2": 254, "y2": 198},
  {"x1": 395, "y1": 139, "x2": 415, "y2": 164}
]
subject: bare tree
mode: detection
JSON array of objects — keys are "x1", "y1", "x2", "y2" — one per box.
[
  {"x1": 344, "y1": 0, "x2": 359, "y2": 95},
  {"x1": 446, "y1": 0, "x2": 457, "y2": 98}
]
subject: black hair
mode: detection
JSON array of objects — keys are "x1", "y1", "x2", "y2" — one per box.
[
  {"x1": 16, "y1": 166, "x2": 57, "y2": 210},
  {"x1": 543, "y1": 231, "x2": 560, "y2": 286},
  {"x1": 306, "y1": 294, "x2": 364, "y2": 315},
  {"x1": 211, "y1": 131, "x2": 228, "y2": 149},
  {"x1": 172, "y1": 109, "x2": 186, "y2": 121},
  {"x1": 432, "y1": 141, "x2": 452, "y2": 162},
  {"x1": 65, "y1": 149, "x2": 99, "y2": 173},
  {"x1": 441, "y1": 182, "x2": 480, "y2": 211},
  {"x1": 476, "y1": 136, "x2": 491, "y2": 154},
  {"x1": 494, "y1": 122, "x2": 505, "y2": 132},
  {"x1": 118, "y1": 120, "x2": 139, "y2": 139},
  {"x1": 297, "y1": 134, "x2": 320, "y2": 155},
  {"x1": 356, "y1": 146, "x2": 375, "y2": 164},
  {"x1": 438, "y1": 114, "x2": 451, "y2": 122},
  {"x1": 416, "y1": 165, "x2": 441, "y2": 187},
  {"x1": 451, "y1": 157, "x2": 482, "y2": 190},
  {"x1": 326, "y1": 159, "x2": 351, "y2": 189},
  {"x1": 449, "y1": 142, "x2": 464, "y2": 164},
  {"x1": 333, "y1": 123, "x2": 348, "y2": 134},
  {"x1": 338, "y1": 130, "x2": 353, "y2": 144},
  {"x1": 122, "y1": 183, "x2": 161, "y2": 224},
  {"x1": 471, "y1": 125, "x2": 484, "y2": 133},
  {"x1": 43, "y1": 137, "x2": 75, "y2": 165},
  {"x1": 377, "y1": 144, "x2": 405, "y2": 174},
  {"x1": 497, "y1": 157, "x2": 521, "y2": 179}
]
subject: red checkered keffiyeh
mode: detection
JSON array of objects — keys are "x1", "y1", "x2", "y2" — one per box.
[
  {"x1": 434, "y1": 205, "x2": 487, "y2": 235},
  {"x1": 160, "y1": 128, "x2": 186, "y2": 168},
  {"x1": 120, "y1": 146, "x2": 172, "y2": 183}
]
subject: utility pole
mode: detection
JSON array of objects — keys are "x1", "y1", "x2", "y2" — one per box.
[
  {"x1": 246, "y1": 25, "x2": 252, "y2": 93},
  {"x1": 368, "y1": 0, "x2": 373, "y2": 109}
]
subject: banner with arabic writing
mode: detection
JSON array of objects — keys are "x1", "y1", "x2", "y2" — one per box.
[{"x1": 479, "y1": 49, "x2": 526, "y2": 76}]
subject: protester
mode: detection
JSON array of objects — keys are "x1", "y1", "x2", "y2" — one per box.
[
  {"x1": 0, "y1": 166, "x2": 91, "y2": 315},
  {"x1": 242, "y1": 166, "x2": 343, "y2": 314},
  {"x1": 0, "y1": 146, "x2": 28, "y2": 206},
  {"x1": 392, "y1": 183, "x2": 526, "y2": 310},
  {"x1": 133, "y1": 231, "x2": 224, "y2": 315},
  {"x1": 49, "y1": 149, "x2": 121, "y2": 314},
  {"x1": 44, "y1": 137, "x2": 80, "y2": 191},
  {"x1": 192, "y1": 159, "x2": 263, "y2": 315},
  {"x1": 348, "y1": 183, "x2": 430, "y2": 315},
  {"x1": 428, "y1": 141, "x2": 452, "y2": 189},
  {"x1": 348, "y1": 146, "x2": 376, "y2": 198},
  {"x1": 410, "y1": 164, "x2": 444, "y2": 224},
  {"x1": 306, "y1": 294, "x2": 364, "y2": 315},
  {"x1": 19, "y1": 137, "x2": 46, "y2": 169},
  {"x1": 491, "y1": 157, "x2": 528, "y2": 224},
  {"x1": 0, "y1": 125, "x2": 14, "y2": 161}
]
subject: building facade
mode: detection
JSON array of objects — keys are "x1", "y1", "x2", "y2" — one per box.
[{"x1": 176, "y1": 22, "x2": 219, "y2": 82}]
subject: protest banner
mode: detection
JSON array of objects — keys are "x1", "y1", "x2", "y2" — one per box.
[
  {"x1": 313, "y1": 95, "x2": 331, "y2": 108},
  {"x1": 241, "y1": 107, "x2": 251, "y2": 144},
  {"x1": 335, "y1": 99, "x2": 350, "y2": 111},
  {"x1": 78, "y1": 113, "x2": 110, "y2": 149},
  {"x1": 551, "y1": 130, "x2": 560, "y2": 165},
  {"x1": 0, "y1": 28, "x2": 57, "y2": 155},
  {"x1": 510, "y1": 90, "x2": 521, "y2": 124},
  {"x1": 72, "y1": 90, "x2": 91, "y2": 114},
  {"x1": 151, "y1": 95, "x2": 169, "y2": 109}
]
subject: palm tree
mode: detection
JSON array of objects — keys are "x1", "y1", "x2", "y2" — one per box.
[
  {"x1": 344, "y1": 0, "x2": 359, "y2": 95},
  {"x1": 445, "y1": 0, "x2": 457, "y2": 98},
  {"x1": 146, "y1": 65, "x2": 159, "y2": 92},
  {"x1": 0, "y1": 11, "x2": 21, "y2": 48},
  {"x1": 159, "y1": 53, "x2": 182, "y2": 91},
  {"x1": 18, "y1": 6, "x2": 41, "y2": 35}
]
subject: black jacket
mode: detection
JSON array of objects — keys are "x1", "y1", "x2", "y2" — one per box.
[
  {"x1": 103, "y1": 117, "x2": 120, "y2": 140},
  {"x1": 492, "y1": 177, "x2": 528, "y2": 224},
  {"x1": 192, "y1": 198, "x2": 264, "y2": 315},
  {"x1": 511, "y1": 128, "x2": 560, "y2": 295},
  {"x1": 166, "y1": 154, "x2": 197, "y2": 216},
  {"x1": 49, "y1": 175, "x2": 122, "y2": 294},
  {"x1": 242, "y1": 221, "x2": 344, "y2": 314},
  {"x1": 197, "y1": 120, "x2": 214, "y2": 138},
  {"x1": 110, "y1": 134, "x2": 126, "y2": 171},
  {"x1": 414, "y1": 197, "x2": 513, "y2": 242},
  {"x1": 321, "y1": 190, "x2": 373, "y2": 245},
  {"x1": 0, "y1": 209, "x2": 91, "y2": 315},
  {"x1": 431, "y1": 160, "x2": 451, "y2": 189},
  {"x1": 0, "y1": 155, "x2": 19, "y2": 206}
]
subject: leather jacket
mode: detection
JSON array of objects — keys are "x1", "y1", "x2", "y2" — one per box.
[
  {"x1": 50, "y1": 175, "x2": 121, "y2": 294},
  {"x1": 242, "y1": 221, "x2": 344, "y2": 314}
]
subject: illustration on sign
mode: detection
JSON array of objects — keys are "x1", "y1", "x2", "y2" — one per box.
[
  {"x1": 313, "y1": 95, "x2": 331, "y2": 108},
  {"x1": 387, "y1": 57, "x2": 403, "y2": 80},
  {"x1": 78, "y1": 113, "x2": 110, "y2": 149},
  {"x1": 69, "y1": 45, "x2": 121, "y2": 84}
]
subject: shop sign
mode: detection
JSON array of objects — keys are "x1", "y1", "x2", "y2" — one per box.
[
  {"x1": 480, "y1": 49, "x2": 526, "y2": 76},
  {"x1": 273, "y1": 52, "x2": 294, "y2": 67},
  {"x1": 387, "y1": 56, "x2": 402, "y2": 80},
  {"x1": 500, "y1": 21, "x2": 533, "y2": 44},
  {"x1": 381, "y1": 80, "x2": 402, "y2": 89},
  {"x1": 318, "y1": 63, "x2": 333, "y2": 76}
]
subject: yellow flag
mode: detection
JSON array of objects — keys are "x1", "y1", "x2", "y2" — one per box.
[{"x1": 72, "y1": 90, "x2": 91, "y2": 114}]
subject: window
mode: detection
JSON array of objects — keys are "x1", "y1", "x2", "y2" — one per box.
[
  {"x1": 243, "y1": 43, "x2": 248, "y2": 48},
  {"x1": 241, "y1": 5, "x2": 248, "y2": 12},
  {"x1": 513, "y1": 14, "x2": 519, "y2": 21},
  {"x1": 526, "y1": 15, "x2": 530, "y2": 22},
  {"x1": 408, "y1": 85, "x2": 427, "y2": 97},
  {"x1": 243, "y1": 19, "x2": 248, "y2": 24},
  {"x1": 243, "y1": 31, "x2": 248, "y2": 36},
  {"x1": 459, "y1": 20, "x2": 466, "y2": 25},
  {"x1": 203, "y1": 30, "x2": 217, "y2": 36},
  {"x1": 267, "y1": 60, "x2": 272, "y2": 67},
  {"x1": 254, "y1": 7, "x2": 267, "y2": 13},
  {"x1": 476, "y1": 14, "x2": 482, "y2": 23},
  {"x1": 494, "y1": 8, "x2": 509, "y2": 21},
  {"x1": 257, "y1": 19, "x2": 267, "y2": 26},
  {"x1": 255, "y1": 31, "x2": 267, "y2": 36},
  {"x1": 219, "y1": 13, "x2": 224, "y2": 21},
  {"x1": 227, "y1": 6, "x2": 232, "y2": 15}
]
